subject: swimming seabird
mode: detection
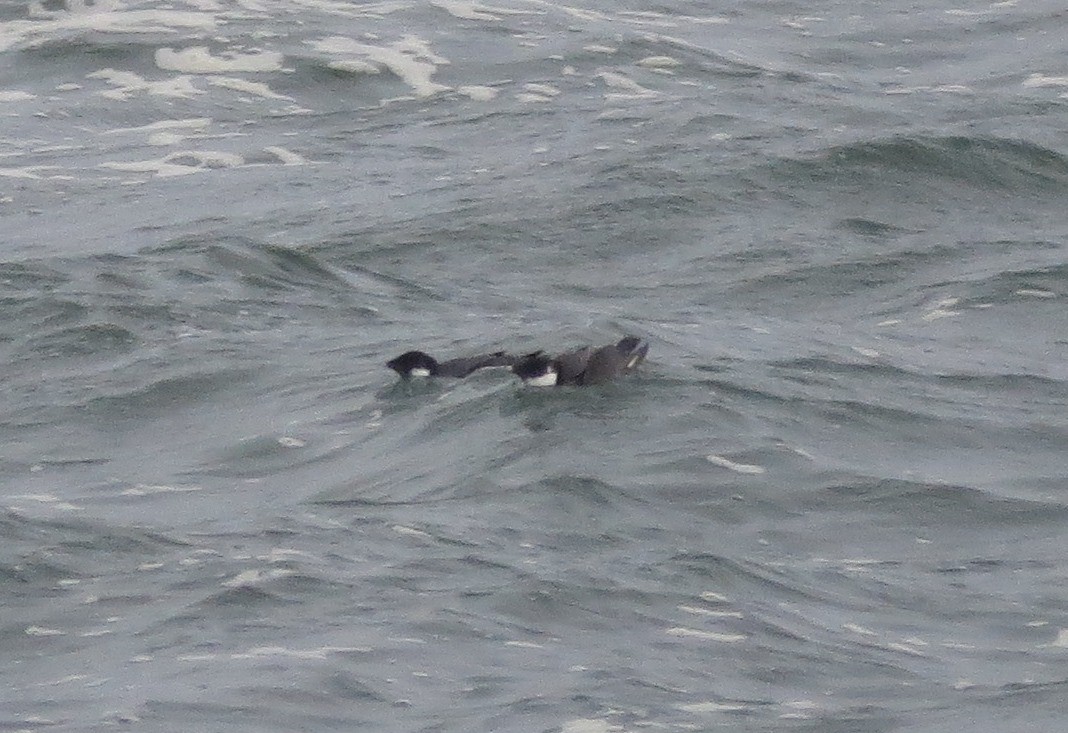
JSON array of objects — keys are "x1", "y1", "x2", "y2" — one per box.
[
  {"x1": 386, "y1": 349, "x2": 515, "y2": 379},
  {"x1": 512, "y1": 336, "x2": 649, "y2": 386}
]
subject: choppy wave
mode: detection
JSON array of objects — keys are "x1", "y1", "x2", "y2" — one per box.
[
  {"x1": 3, "y1": 0, "x2": 1068, "y2": 731},
  {"x1": 791, "y1": 135, "x2": 1068, "y2": 191}
]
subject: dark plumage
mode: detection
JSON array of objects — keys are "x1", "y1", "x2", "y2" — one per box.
[
  {"x1": 512, "y1": 336, "x2": 649, "y2": 386},
  {"x1": 386, "y1": 349, "x2": 514, "y2": 379}
]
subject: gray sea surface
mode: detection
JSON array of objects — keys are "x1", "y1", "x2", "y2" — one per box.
[{"x1": 2, "y1": 1, "x2": 1068, "y2": 731}]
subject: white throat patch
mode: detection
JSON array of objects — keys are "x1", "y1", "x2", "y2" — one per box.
[
  {"x1": 525, "y1": 369, "x2": 558, "y2": 387},
  {"x1": 409, "y1": 367, "x2": 432, "y2": 378}
]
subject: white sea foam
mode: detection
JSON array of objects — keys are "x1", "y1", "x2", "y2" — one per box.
[
  {"x1": 516, "y1": 92, "x2": 551, "y2": 103},
  {"x1": 265, "y1": 146, "x2": 307, "y2": 165},
  {"x1": 779, "y1": 699, "x2": 819, "y2": 718},
  {"x1": 310, "y1": 35, "x2": 449, "y2": 98},
  {"x1": 458, "y1": 85, "x2": 497, "y2": 101},
  {"x1": 517, "y1": 82, "x2": 561, "y2": 103},
  {"x1": 232, "y1": 645, "x2": 370, "y2": 659},
  {"x1": 843, "y1": 622, "x2": 877, "y2": 636},
  {"x1": 678, "y1": 604, "x2": 744, "y2": 618},
  {"x1": 121, "y1": 484, "x2": 202, "y2": 496},
  {"x1": 0, "y1": 90, "x2": 35, "y2": 101},
  {"x1": 207, "y1": 76, "x2": 292, "y2": 100},
  {"x1": 884, "y1": 641, "x2": 927, "y2": 656},
  {"x1": 922, "y1": 296, "x2": 961, "y2": 321},
  {"x1": 39, "y1": 674, "x2": 89, "y2": 686},
  {"x1": 88, "y1": 69, "x2": 202, "y2": 100},
  {"x1": 0, "y1": 166, "x2": 56, "y2": 179},
  {"x1": 80, "y1": 629, "x2": 114, "y2": 638},
  {"x1": 782, "y1": 16, "x2": 825, "y2": 29},
  {"x1": 946, "y1": 4, "x2": 1015, "y2": 17},
  {"x1": 107, "y1": 117, "x2": 213, "y2": 137},
  {"x1": 679, "y1": 701, "x2": 750, "y2": 712},
  {"x1": 100, "y1": 150, "x2": 244, "y2": 177},
  {"x1": 886, "y1": 84, "x2": 975, "y2": 95},
  {"x1": 25, "y1": 625, "x2": 65, "y2": 636},
  {"x1": 706, "y1": 454, "x2": 766, "y2": 474},
  {"x1": 365, "y1": 408, "x2": 384, "y2": 429},
  {"x1": 597, "y1": 71, "x2": 657, "y2": 100},
  {"x1": 222, "y1": 568, "x2": 295, "y2": 587},
  {"x1": 177, "y1": 653, "x2": 218, "y2": 662},
  {"x1": 524, "y1": 83, "x2": 560, "y2": 97},
  {"x1": 156, "y1": 46, "x2": 285, "y2": 74},
  {"x1": 148, "y1": 131, "x2": 197, "y2": 146},
  {"x1": 8, "y1": 493, "x2": 78, "y2": 510},
  {"x1": 430, "y1": 0, "x2": 529, "y2": 21},
  {"x1": 261, "y1": 548, "x2": 316, "y2": 562},
  {"x1": 326, "y1": 59, "x2": 380, "y2": 75},
  {"x1": 392, "y1": 524, "x2": 433, "y2": 538},
  {"x1": 783, "y1": 700, "x2": 820, "y2": 710},
  {"x1": 637, "y1": 55, "x2": 680, "y2": 69},
  {"x1": 1023, "y1": 74, "x2": 1068, "y2": 88},
  {"x1": 665, "y1": 626, "x2": 747, "y2": 642},
  {"x1": 560, "y1": 719, "x2": 620, "y2": 733},
  {"x1": 223, "y1": 570, "x2": 264, "y2": 587}
]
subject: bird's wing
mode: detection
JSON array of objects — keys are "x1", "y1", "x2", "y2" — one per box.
[
  {"x1": 555, "y1": 346, "x2": 593, "y2": 385},
  {"x1": 436, "y1": 351, "x2": 514, "y2": 377}
]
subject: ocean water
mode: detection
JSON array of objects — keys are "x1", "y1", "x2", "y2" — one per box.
[{"x1": 2, "y1": 0, "x2": 1068, "y2": 731}]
